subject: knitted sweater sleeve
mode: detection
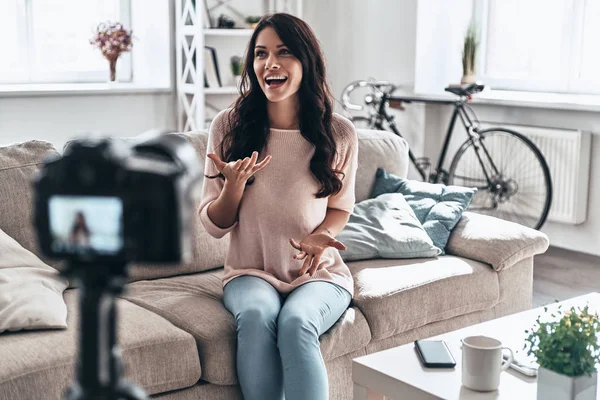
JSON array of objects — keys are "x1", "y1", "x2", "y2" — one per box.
[
  {"x1": 327, "y1": 115, "x2": 359, "y2": 214},
  {"x1": 198, "y1": 109, "x2": 239, "y2": 238}
]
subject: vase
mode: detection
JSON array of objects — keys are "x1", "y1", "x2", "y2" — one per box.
[
  {"x1": 460, "y1": 73, "x2": 477, "y2": 84},
  {"x1": 537, "y1": 366, "x2": 597, "y2": 400},
  {"x1": 108, "y1": 58, "x2": 118, "y2": 82}
]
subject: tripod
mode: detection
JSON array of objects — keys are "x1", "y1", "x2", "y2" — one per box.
[{"x1": 63, "y1": 261, "x2": 148, "y2": 400}]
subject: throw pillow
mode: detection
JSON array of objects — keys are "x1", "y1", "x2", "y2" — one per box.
[
  {"x1": 0, "y1": 228, "x2": 69, "y2": 333},
  {"x1": 337, "y1": 193, "x2": 442, "y2": 261},
  {"x1": 371, "y1": 168, "x2": 476, "y2": 253}
]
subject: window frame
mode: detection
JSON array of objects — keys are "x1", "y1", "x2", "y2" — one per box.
[
  {"x1": 5, "y1": 0, "x2": 132, "y2": 85},
  {"x1": 474, "y1": 0, "x2": 600, "y2": 95}
]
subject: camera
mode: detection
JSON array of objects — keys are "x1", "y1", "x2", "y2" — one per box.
[
  {"x1": 33, "y1": 134, "x2": 202, "y2": 264},
  {"x1": 32, "y1": 134, "x2": 202, "y2": 400}
]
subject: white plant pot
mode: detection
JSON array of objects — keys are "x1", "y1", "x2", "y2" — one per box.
[{"x1": 537, "y1": 366, "x2": 597, "y2": 400}]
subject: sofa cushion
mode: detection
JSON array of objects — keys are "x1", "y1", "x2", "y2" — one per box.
[
  {"x1": 447, "y1": 212, "x2": 550, "y2": 271},
  {"x1": 121, "y1": 269, "x2": 372, "y2": 385},
  {"x1": 0, "y1": 289, "x2": 201, "y2": 400},
  {"x1": 349, "y1": 255, "x2": 499, "y2": 341},
  {"x1": 0, "y1": 140, "x2": 59, "y2": 261},
  {"x1": 355, "y1": 129, "x2": 409, "y2": 202}
]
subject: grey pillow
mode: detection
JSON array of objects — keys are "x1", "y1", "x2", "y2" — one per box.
[{"x1": 338, "y1": 193, "x2": 442, "y2": 261}]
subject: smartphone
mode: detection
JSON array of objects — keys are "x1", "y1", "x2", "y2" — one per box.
[{"x1": 414, "y1": 340, "x2": 456, "y2": 368}]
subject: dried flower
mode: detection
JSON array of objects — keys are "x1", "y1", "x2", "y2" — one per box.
[{"x1": 90, "y1": 21, "x2": 133, "y2": 62}]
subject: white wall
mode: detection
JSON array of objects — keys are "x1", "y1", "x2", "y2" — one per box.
[
  {"x1": 0, "y1": 93, "x2": 177, "y2": 150},
  {"x1": 303, "y1": 0, "x2": 426, "y2": 178},
  {"x1": 303, "y1": 0, "x2": 418, "y2": 100}
]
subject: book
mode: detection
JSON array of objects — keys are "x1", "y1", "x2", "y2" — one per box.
[{"x1": 204, "y1": 46, "x2": 221, "y2": 88}]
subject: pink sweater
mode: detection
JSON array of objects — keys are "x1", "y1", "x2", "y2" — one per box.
[{"x1": 199, "y1": 109, "x2": 358, "y2": 296}]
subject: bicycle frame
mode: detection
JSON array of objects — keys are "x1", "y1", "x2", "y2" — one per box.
[{"x1": 374, "y1": 94, "x2": 502, "y2": 186}]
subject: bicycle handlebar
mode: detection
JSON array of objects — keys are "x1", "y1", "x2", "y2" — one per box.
[{"x1": 341, "y1": 80, "x2": 398, "y2": 111}]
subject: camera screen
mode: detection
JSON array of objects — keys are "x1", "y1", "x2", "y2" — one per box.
[{"x1": 48, "y1": 195, "x2": 123, "y2": 255}]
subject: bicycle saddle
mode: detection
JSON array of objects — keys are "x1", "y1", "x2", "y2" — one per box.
[{"x1": 444, "y1": 83, "x2": 485, "y2": 97}]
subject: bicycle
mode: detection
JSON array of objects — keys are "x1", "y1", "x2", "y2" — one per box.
[{"x1": 341, "y1": 80, "x2": 553, "y2": 230}]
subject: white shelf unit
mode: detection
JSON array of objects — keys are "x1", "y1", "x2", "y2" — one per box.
[
  {"x1": 204, "y1": 28, "x2": 255, "y2": 37},
  {"x1": 176, "y1": 0, "x2": 303, "y2": 131},
  {"x1": 205, "y1": 86, "x2": 240, "y2": 94}
]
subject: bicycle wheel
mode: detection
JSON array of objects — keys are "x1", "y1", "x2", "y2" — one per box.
[
  {"x1": 448, "y1": 128, "x2": 552, "y2": 230},
  {"x1": 350, "y1": 116, "x2": 375, "y2": 129}
]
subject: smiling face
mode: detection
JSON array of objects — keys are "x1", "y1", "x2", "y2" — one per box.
[{"x1": 253, "y1": 27, "x2": 303, "y2": 103}]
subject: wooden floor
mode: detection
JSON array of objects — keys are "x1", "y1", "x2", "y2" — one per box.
[{"x1": 533, "y1": 246, "x2": 600, "y2": 308}]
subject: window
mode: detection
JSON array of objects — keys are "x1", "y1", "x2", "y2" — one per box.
[
  {"x1": 475, "y1": 0, "x2": 600, "y2": 94},
  {"x1": 0, "y1": 0, "x2": 131, "y2": 84}
]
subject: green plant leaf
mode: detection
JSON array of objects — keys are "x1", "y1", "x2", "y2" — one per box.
[{"x1": 525, "y1": 305, "x2": 600, "y2": 376}]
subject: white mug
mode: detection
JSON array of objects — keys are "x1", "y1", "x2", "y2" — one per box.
[{"x1": 461, "y1": 335, "x2": 514, "y2": 392}]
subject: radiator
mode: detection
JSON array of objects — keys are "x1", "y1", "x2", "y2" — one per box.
[{"x1": 479, "y1": 122, "x2": 591, "y2": 224}]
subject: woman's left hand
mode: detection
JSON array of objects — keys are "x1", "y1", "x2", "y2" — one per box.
[{"x1": 289, "y1": 232, "x2": 347, "y2": 277}]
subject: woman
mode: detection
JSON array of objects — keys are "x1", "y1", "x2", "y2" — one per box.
[
  {"x1": 68, "y1": 211, "x2": 91, "y2": 248},
  {"x1": 198, "y1": 13, "x2": 358, "y2": 400}
]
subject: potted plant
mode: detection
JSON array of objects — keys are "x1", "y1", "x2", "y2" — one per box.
[
  {"x1": 89, "y1": 21, "x2": 133, "y2": 82},
  {"x1": 230, "y1": 56, "x2": 243, "y2": 76},
  {"x1": 245, "y1": 15, "x2": 261, "y2": 29},
  {"x1": 461, "y1": 23, "x2": 478, "y2": 84},
  {"x1": 230, "y1": 55, "x2": 243, "y2": 87},
  {"x1": 524, "y1": 304, "x2": 600, "y2": 400}
]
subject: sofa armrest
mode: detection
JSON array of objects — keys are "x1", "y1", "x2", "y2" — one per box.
[{"x1": 446, "y1": 212, "x2": 550, "y2": 271}]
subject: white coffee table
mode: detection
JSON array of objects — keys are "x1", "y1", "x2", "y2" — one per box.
[{"x1": 353, "y1": 293, "x2": 600, "y2": 400}]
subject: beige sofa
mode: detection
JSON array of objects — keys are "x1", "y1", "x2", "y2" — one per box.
[{"x1": 0, "y1": 129, "x2": 549, "y2": 400}]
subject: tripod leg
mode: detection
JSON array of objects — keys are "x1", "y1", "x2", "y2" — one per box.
[{"x1": 113, "y1": 382, "x2": 150, "y2": 400}]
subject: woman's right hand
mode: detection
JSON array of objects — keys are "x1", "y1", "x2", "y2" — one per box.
[{"x1": 207, "y1": 151, "x2": 272, "y2": 187}]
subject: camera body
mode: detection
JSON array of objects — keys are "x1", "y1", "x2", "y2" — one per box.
[{"x1": 33, "y1": 134, "x2": 201, "y2": 265}]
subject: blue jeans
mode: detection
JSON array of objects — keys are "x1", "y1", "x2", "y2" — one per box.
[{"x1": 223, "y1": 275, "x2": 352, "y2": 400}]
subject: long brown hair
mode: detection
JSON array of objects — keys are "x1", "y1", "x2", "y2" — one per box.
[{"x1": 213, "y1": 13, "x2": 343, "y2": 197}]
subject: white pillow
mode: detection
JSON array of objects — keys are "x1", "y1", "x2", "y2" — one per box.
[{"x1": 0, "y1": 228, "x2": 69, "y2": 333}]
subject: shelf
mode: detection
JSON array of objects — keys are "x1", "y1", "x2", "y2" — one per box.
[
  {"x1": 205, "y1": 86, "x2": 240, "y2": 95},
  {"x1": 203, "y1": 28, "x2": 254, "y2": 37}
]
